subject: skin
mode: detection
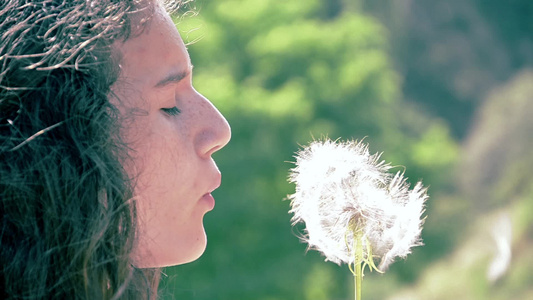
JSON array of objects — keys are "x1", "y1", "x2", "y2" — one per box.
[{"x1": 110, "y1": 3, "x2": 231, "y2": 268}]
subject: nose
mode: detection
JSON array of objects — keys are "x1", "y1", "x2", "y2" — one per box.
[{"x1": 195, "y1": 93, "x2": 231, "y2": 158}]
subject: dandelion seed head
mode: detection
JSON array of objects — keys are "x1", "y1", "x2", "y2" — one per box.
[{"x1": 288, "y1": 139, "x2": 427, "y2": 270}]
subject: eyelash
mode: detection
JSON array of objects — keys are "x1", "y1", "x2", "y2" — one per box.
[{"x1": 161, "y1": 107, "x2": 181, "y2": 116}]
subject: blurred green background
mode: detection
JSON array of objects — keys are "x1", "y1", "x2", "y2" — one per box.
[{"x1": 159, "y1": 0, "x2": 533, "y2": 299}]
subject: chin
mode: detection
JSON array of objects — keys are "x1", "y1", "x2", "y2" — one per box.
[
  {"x1": 174, "y1": 232, "x2": 208, "y2": 266},
  {"x1": 132, "y1": 230, "x2": 208, "y2": 268}
]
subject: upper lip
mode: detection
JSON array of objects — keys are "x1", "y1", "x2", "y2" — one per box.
[{"x1": 207, "y1": 171, "x2": 222, "y2": 194}]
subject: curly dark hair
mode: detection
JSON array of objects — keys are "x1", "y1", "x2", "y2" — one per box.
[{"x1": 0, "y1": 0, "x2": 186, "y2": 298}]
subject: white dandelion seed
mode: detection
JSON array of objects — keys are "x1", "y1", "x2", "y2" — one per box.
[
  {"x1": 288, "y1": 139, "x2": 427, "y2": 299},
  {"x1": 487, "y1": 213, "x2": 512, "y2": 283}
]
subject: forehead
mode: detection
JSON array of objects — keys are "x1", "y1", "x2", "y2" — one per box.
[{"x1": 114, "y1": 4, "x2": 190, "y2": 87}]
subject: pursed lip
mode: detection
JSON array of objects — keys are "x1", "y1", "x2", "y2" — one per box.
[{"x1": 200, "y1": 171, "x2": 220, "y2": 211}]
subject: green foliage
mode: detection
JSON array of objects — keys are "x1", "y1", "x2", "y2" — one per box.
[{"x1": 388, "y1": 70, "x2": 533, "y2": 300}]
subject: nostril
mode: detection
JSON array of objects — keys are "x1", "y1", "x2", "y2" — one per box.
[{"x1": 206, "y1": 144, "x2": 224, "y2": 158}]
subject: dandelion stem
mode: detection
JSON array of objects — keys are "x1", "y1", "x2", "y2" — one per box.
[{"x1": 354, "y1": 234, "x2": 363, "y2": 300}]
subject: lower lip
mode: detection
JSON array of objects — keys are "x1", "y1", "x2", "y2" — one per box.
[{"x1": 201, "y1": 193, "x2": 215, "y2": 210}]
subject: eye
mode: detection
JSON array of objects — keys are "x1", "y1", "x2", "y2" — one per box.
[{"x1": 161, "y1": 106, "x2": 181, "y2": 116}]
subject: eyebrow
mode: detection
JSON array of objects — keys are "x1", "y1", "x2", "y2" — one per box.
[{"x1": 154, "y1": 65, "x2": 193, "y2": 88}]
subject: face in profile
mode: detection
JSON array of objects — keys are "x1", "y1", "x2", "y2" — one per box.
[{"x1": 110, "y1": 3, "x2": 231, "y2": 268}]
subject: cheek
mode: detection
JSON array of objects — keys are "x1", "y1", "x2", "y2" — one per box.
[
  {"x1": 127, "y1": 120, "x2": 206, "y2": 267},
  {"x1": 124, "y1": 113, "x2": 198, "y2": 215},
  {"x1": 127, "y1": 119, "x2": 183, "y2": 194}
]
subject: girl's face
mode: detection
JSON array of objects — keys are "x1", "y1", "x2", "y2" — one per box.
[{"x1": 110, "y1": 4, "x2": 231, "y2": 268}]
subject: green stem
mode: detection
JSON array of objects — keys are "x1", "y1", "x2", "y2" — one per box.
[{"x1": 354, "y1": 234, "x2": 363, "y2": 300}]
